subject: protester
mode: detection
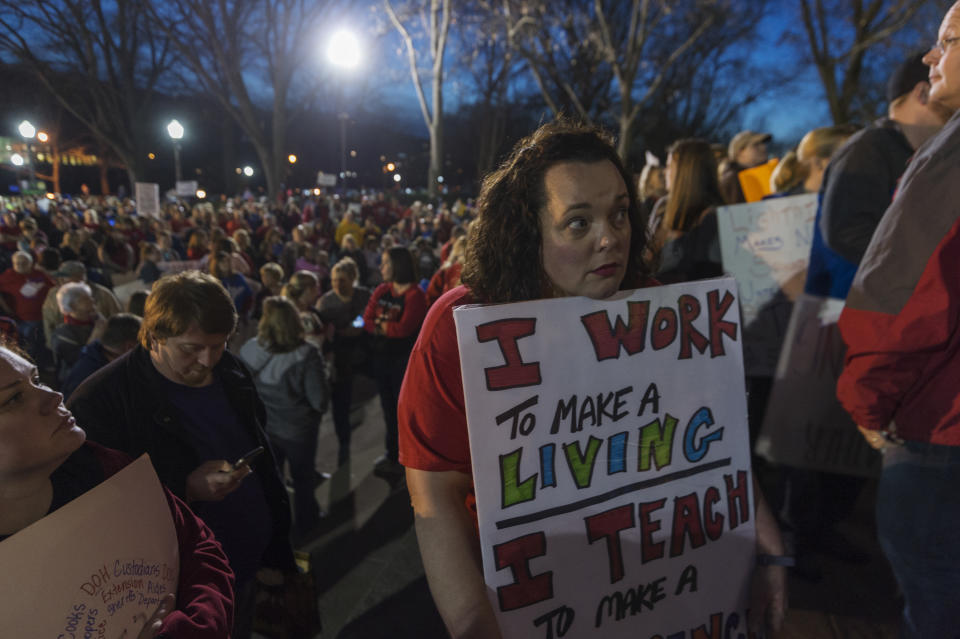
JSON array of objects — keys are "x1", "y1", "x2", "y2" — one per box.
[
  {"x1": 50, "y1": 282, "x2": 102, "y2": 386},
  {"x1": 398, "y1": 120, "x2": 786, "y2": 638},
  {"x1": 837, "y1": 4, "x2": 960, "y2": 634},
  {"x1": 239, "y1": 296, "x2": 329, "y2": 536},
  {"x1": 42, "y1": 260, "x2": 121, "y2": 350},
  {"x1": 720, "y1": 130, "x2": 772, "y2": 204},
  {"x1": 317, "y1": 258, "x2": 371, "y2": 466},
  {"x1": 807, "y1": 52, "x2": 949, "y2": 299},
  {"x1": 651, "y1": 138, "x2": 726, "y2": 283},
  {"x1": 66, "y1": 271, "x2": 295, "y2": 638},
  {"x1": 0, "y1": 340, "x2": 235, "y2": 638},
  {"x1": 365, "y1": 247, "x2": 426, "y2": 478},
  {"x1": 61, "y1": 312, "x2": 141, "y2": 400},
  {"x1": 0, "y1": 250, "x2": 56, "y2": 364}
]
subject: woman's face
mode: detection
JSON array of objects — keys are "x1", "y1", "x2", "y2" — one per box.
[
  {"x1": 540, "y1": 160, "x2": 631, "y2": 300},
  {"x1": 301, "y1": 281, "x2": 319, "y2": 308},
  {"x1": 332, "y1": 269, "x2": 354, "y2": 297},
  {"x1": 0, "y1": 348, "x2": 84, "y2": 481},
  {"x1": 380, "y1": 252, "x2": 393, "y2": 283}
]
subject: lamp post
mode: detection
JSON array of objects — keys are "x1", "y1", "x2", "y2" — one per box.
[
  {"x1": 17, "y1": 120, "x2": 36, "y2": 191},
  {"x1": 166, "y1": 119, "x2": 184, "y2": 185},
  {"x1": 326, "y1": 29, "x2": 361, "y2": 185}
]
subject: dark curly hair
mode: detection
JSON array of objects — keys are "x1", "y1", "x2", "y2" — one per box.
[{"x1": 461, "y1": 119, "x2": 649, "y2": 303}]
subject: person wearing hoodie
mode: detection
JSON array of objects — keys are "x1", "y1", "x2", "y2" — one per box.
[{"x1": 239, "y1": 296, "x2": 329, "y2": 535}]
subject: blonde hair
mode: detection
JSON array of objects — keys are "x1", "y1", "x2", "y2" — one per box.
[
  {"x1": 257, "y1": 296, "x2": 305, "y2": 353},
  {"x1": 769, "y1": 151, "x2": 808, "y2": 193},
  {"x1": 331, "y1": 257, "x2": 358, "y2": 282},
  {"x1": 281, "y1": 270, "x2": 318, "y2": 303}
]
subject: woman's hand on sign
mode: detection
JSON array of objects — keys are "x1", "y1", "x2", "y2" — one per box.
[
  {"x1": 134, "y1": 593, "x2": 175, "y2": 639},
  {"x1": 857, "y1": 425, "x2": 887, "y2": 450}
]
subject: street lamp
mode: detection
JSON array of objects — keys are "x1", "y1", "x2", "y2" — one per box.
[
  {"x1": 243, "y1": 166, "x2": 254, "y2": 177},
  {"x1": 18, "y1": 120, "x2": 36, "y2": 139},
  {"x1": 166, "y1": 119, "x2": 184, "y2": 184},
  {"x1": 327, "y1": 29, "x2": 361, "y2": 183},
  {"x1": 17, "y1": 120, "x2": 38, "y2": 190}
]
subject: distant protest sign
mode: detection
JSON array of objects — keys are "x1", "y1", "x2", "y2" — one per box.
[
  {"x1": 454, "y1": 277, "x2": 756, "y2": 639},
  {"x1": 176, "y1": 180, "x2": 199, "y2": 197},
  {"x1": 717, "y1": 193, "x2": 818, "y2": 376},
  {"x1": 135, "y1": 182, "x2": 160, "y2": 218},
  {"x1": 756, "y1": 294, "x2": 880, "y2": 477},
  {"x1": 0, "y1": 455, "x2": 179, "y2": 636}
]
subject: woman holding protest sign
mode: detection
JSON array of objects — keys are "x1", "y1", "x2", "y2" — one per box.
[
  {"x1": 0, "y1": 341, "x2": 234, "y2": 638},
  {"x1": 398, "y1": 120, "x2": 787, "y2": 638}
]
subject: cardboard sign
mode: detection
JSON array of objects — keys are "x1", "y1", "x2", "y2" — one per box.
[
  {"x1": 755, "y1": 294, "x2": 880, "y2": 477},
  {"x1": 454, "y1": 278, "x2": 756, "y2": 639},
  {"x1": 0, "y1": 455, "x2": 179, "y2": 636},
  {"x1": 717, "y1": 193, "x2": 818, "y2": 377},
  {"x1": 135, "y1": 182, "x2": 160, "y2": 218}
]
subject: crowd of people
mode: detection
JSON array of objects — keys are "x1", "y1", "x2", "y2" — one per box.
[{"x1": 2, "y1": 3, "x2": 960, "y2": 637}]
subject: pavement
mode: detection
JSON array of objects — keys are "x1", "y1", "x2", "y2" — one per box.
[{"x1": 262, "y1": 375, "x2": 903, "y2": 639}]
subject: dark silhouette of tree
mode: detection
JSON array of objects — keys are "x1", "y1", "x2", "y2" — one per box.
[
  {"x1": 147, "y1": 0, "x2": 337, "y2": 199},
  {"x1": 0, "y1": 0, "x2": 174, "y2": 190},
  {"x1": 795, "y1": 0, "x2": 932, "y2": 124}
]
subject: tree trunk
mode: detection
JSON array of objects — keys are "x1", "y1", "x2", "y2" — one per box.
[{"x1": 428, "y1": 67, "x2": 444, "y2": 197}]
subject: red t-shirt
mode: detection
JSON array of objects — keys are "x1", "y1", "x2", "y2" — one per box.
[{"x1": 0, "y1": 268, "x2": 55, "y2": 321}]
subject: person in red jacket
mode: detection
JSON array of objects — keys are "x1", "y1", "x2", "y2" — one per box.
[
  {"x1": 363, "y1": 246, "x2": 426, "y2": 477},
  {"x1": 0, "y1": 341, "x2": 234, "y2": 638},
  {"x1": 837, "y1": 4, "x2": 960, "y2": 634},
  {"x1": 0, "y1": 250, "x2": 56, "y2": 365}
]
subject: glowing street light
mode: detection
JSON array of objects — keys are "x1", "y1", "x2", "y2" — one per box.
[
  {"x1": 11, "y1": 153, "x2": 24, "y2": 167},
  {"x1": 243, "y1": 166, "x2": 254, "y2": 177},
  {"x1": 288, "y1": 154, "x2": 298, "y2": 164},
  {"x1": 18, "y1": 120, "x2": 36, "y2": 139},
  {"x1": 393, "y1": 173, "x2": 402, "y2": 183},
  {"x1": 327, "y1": 29, "x2": 361, "y2": 70},
  {"x1": 196, "y1": 189, "x2": 207, "y2": 199},
  {"x1": 166, "y1": 119, "x2": 184, "y2": 184},
  {"x1": 37, "y1": 131, "x2": 49, "y2": 143},
  {"x1": 386, "y1": 162, "x2": 396, "y2": 172}
]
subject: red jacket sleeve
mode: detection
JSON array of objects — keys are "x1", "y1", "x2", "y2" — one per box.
[
  {"x1": 384, "y1": 287, "x2": 427, "y2": 338},
  {"x1": 159, "y1": 491, "x2": 235, "y2": 639},
  {"x1": 837, "y1": 212, "x2": 960, "y2": 440}
]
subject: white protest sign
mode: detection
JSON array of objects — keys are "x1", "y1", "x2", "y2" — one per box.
[
  {"x1": 135, "y1": 182, "x2": 161, "y2": 219},
  {"x1": 176, "y1": 180, "x2": 199, "y2": 197},
  {"x1": 316, "y1": 172, "x2": 337, "y2": 187},
  {"x1": 0, "y1": 454, "x2": 179, "y2": 636},
  {"x1": 756, "y1": 294, "x2": 880, "y2": 477},
  {"x1": 716, "y1": 193, "x2": 817, "y2": 377},
  {"x1": 455, "y1": 277, "x2": 756, "y2": 639}
]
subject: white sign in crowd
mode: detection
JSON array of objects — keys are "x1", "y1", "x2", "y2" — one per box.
[
  {"x1": 455, "y1": 278, "x2": 756, "y2": 639},
  {"x1": 716, "y1": 193, "x2": 818, "y2": 377}
]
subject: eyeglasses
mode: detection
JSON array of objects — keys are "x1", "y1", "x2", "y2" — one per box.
[{"x1": 933, "y1": 35, "x2": 960, "y2": 55}]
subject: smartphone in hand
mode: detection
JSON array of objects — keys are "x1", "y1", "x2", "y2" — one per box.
[{"x1": 233, "y1": 446, "x2": 265, "y2": 471}]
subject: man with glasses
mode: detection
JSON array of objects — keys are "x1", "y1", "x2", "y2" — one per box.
[{"x1": 837, "y1": 2, "x2": 960, "y2": 636}]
